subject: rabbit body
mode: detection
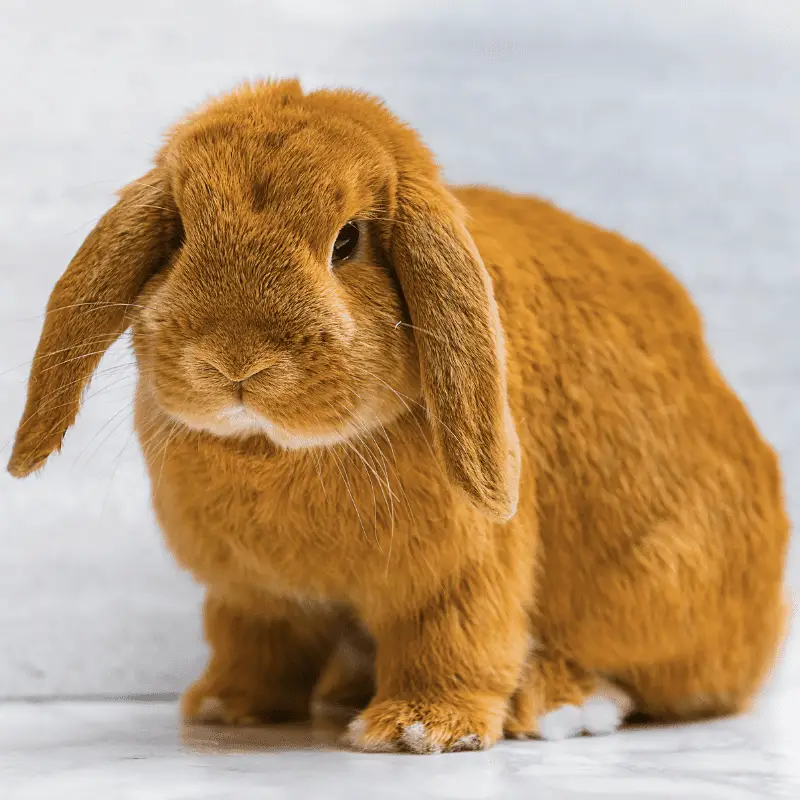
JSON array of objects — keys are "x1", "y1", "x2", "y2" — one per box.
[
  {"x1": 140, "y1": 186, "x2": 787, "y2": 750},
  {"x1": 10, "y1": 81, "x2": 789, "y2": 752}
]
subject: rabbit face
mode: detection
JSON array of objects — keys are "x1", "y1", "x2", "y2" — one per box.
[{"x1": 131, "y1": 118, "x2": 419, "y2": 449}]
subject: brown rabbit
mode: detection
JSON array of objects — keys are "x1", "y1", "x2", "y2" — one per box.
[{"x1": 8, "y1": 79, "x2": 789, "y2": 753}]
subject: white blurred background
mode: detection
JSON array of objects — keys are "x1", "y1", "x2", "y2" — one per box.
[{"x1": 1, "y1": 0, "x2": 797, "y2": 699}]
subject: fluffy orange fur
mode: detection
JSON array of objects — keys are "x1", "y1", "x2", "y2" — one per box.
[{"x1": 8, "y1": 80, "x2": 790, "y2": 753}]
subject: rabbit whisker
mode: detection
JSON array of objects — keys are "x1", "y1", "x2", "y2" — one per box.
[
  {"x1": 40, "y1": 301, "x2": 150, "y2": 317},
  {"x1": 308, "y1": 447, "x2": 329, "y2": 500},
  {"x1": 76, "y1": 400, "x2": 135, "y2": 466},
  {"x1": 327, "y1": 439, "x2": 371, "y2": 549},
  {"x1": 325, "y1": 400, "x2": 381, "y2": 548},
  {"x1": 393, "y1": 320, "x2": 449, "y2": 344}
]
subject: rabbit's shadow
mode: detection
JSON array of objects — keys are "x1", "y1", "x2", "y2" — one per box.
[{"x1": 180, "y1": 718, "x2": 347, "y2": 754}]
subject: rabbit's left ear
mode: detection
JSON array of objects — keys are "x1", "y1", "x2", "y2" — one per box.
[
  {"x1": 8, "y1": 169, "x2": 180, "y2": 478},
  {"x1": 391, "y1": 177, "x2": 520, "y2": 521}
]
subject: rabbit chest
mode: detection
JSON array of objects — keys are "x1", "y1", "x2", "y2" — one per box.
[{"x1": 135, "y1": 396, "x2": 492, "y2": 614}]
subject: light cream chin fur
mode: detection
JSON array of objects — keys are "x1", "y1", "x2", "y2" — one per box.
[{"x1": 178, "y1": 403, "x2": 383, "y2": 450}]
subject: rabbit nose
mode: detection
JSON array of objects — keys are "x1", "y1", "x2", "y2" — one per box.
[
  {"x1": 216, "y1": 363, "x2": 267, "y2": 383},
  {"x1": 201, "y1": 354, "x2": 281, "y2": 385}
]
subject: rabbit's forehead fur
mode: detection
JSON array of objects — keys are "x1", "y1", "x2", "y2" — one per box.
[{"x1": 162, "y1": 84, "x2": 398, "y2": 256}]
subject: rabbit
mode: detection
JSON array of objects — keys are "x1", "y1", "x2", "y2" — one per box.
[{"x1": 8, "y1": 79, "x2": 790, "y2": 753}]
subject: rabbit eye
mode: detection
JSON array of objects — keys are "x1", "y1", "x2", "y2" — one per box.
[{"x1": 331, "y1": 221, "x2": 360, "y2": 265}]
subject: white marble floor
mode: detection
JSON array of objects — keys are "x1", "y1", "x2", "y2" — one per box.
[{"x1": 3, "y1": 636, "x2": 799, "y2": 800}]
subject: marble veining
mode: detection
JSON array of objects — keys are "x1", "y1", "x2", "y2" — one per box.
[
  {"x1": 2, "y1": 631, "x2": 798, "y2": 800},
  {"x1": 1, "y1": 0, "x2": 799, "y2": 704}
]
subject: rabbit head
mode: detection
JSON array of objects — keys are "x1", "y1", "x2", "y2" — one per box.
[{"x1": 8, "y1": 79, "x2": 519, "y2": 520}]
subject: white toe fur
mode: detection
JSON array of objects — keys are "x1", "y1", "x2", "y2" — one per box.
[
  {"x1": 536, "y1": 679, "x2": 634, "y2": 740},
  {"x1": 582, "y1": 679, "x2": 635, "y2": 735},
  {"x1": 452, "y1": 733, "x2": 484, "y2": 752},
  {"x1": 344, "y1": 717, "x2": 398, "y2": 752},
  {"x1": 401, "y1": 721, "x2": 442, "y2": 754},
  {"x1": 537, "y1": 704, "x2": 583, "y2": 740},
  {"x1": 343, "y1": 716, "x2": 365, "y2": 745}
]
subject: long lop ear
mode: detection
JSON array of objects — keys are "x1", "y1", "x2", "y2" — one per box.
[
  {"x1": 391, "y1": 177, "x2": 520, "y2": 521},
  {"x1": 8, "y1": 170, "x2": 179, "y2": 478}
]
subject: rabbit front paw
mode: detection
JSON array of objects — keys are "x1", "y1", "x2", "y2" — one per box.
[{"x1": 344, "y1": 695, "x2": 505, "y2": 754}]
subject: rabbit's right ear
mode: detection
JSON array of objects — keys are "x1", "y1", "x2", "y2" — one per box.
[
  {"x1": 390, "y1": 176, "x2": 520, "y2": 522},
  {"x1": 8, "y1": 169, "x2": 180, "y2": 478}
]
